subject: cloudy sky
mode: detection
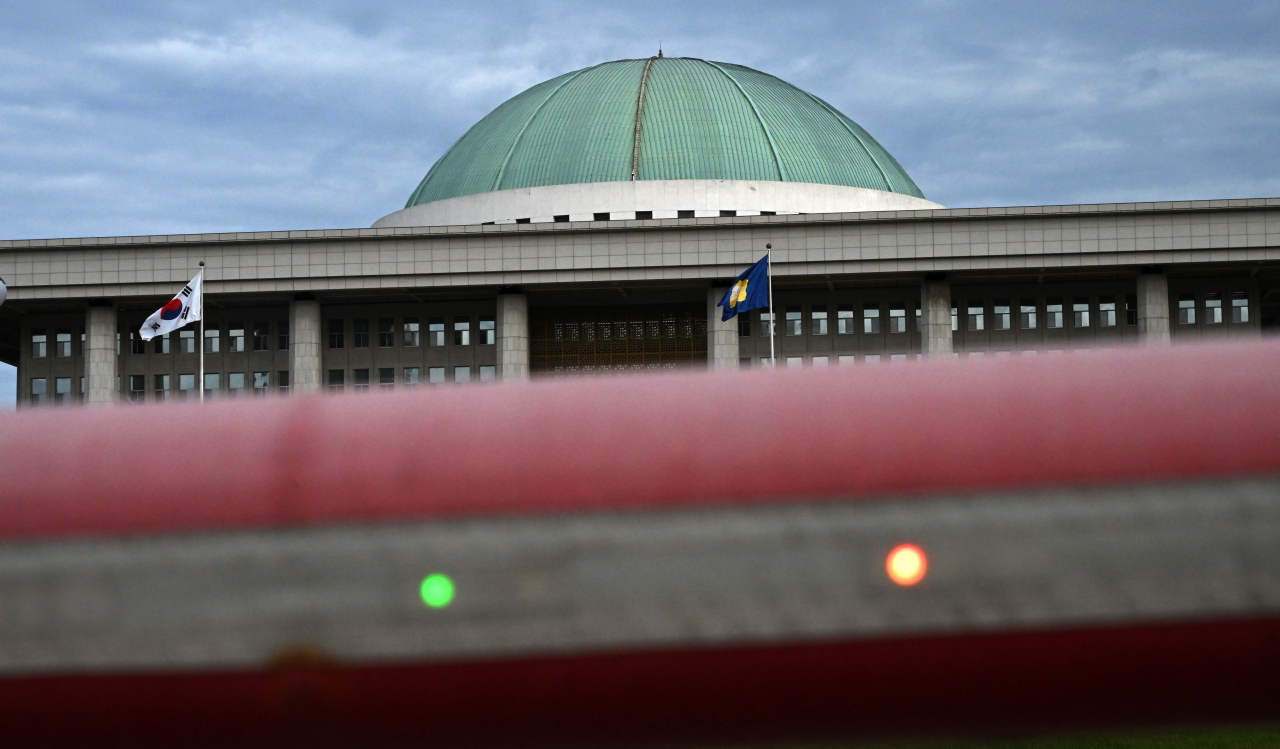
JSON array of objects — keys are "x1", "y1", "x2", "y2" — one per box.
[{"x1": 2, "y1": 0, "x2": 1278, "y2": 403}]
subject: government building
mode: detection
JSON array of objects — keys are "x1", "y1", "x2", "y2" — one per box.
[{"x1": 2, "y1": 56, "x2": 1277, "y2": 405}]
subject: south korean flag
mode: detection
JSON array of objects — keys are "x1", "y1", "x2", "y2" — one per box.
[{"x1": 140, "y1": 271, "x2": 203, "y2": 341}]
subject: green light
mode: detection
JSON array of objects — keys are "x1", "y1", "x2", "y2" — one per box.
[{"x1": 420, "y1": 573, "x2": 455, "y2": 608}]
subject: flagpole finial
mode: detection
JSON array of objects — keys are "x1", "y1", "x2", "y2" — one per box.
[
  {"x1": 199, "y1": 261, "x2": 204, "y2": 267},
  {"x1": 766, "y1": 244, "x2": 771, "y2": 249}
]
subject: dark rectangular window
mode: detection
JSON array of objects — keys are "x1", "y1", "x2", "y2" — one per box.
[
  {"x1": 252, "y1": 322, "x2": 270, "y2": 351},
  {"x1": 253, "y1": 372, "x2": 270, "y2": 394},
  {"x1": 228, "y1": 323, "x2": 245, "y2": 352},
  {"x1": 454, "y1": 317, "x2": 471, "y2": 346},
  {"x1": 1178, "y1": 293, "x2": 1196, "y2": 325},
  {"x1": 993, "y1": 300, "x2": 1011, "y2": 331},
  {"x1": 378, "y1": 318, "x2": 395, "y2": 347},
  {"x1": 760, "y1": 211, "x2": 776, "y2": 216},
  {"x1": 352, "y1": 318, "x2": 369, "y2": 348},
  {"x1": 278, "y1": 370, "x2": 290, "y2": 393},
  {"x1": 738, "y1": 315, "x2": 750, "y2": 337},
  {"x1": 403, "y1": 317, "x2": 420, "y2": 347},
  {"x1": 180, "y1": 329, "x2": 195, "y2": 353},
  {"x1": 1020, "y1": 300, "x2": 1037, "y2": 330},
  {"x1": 837, "y1": 304, "x2": 855, "y2": 334},
  {"x1": 31, "y1": 329, "x2": 46, "y2": 358},
  {"x1": 635, "y1": 211, "x2": 653, "y2": 220},
  {"x1": 328, "y1": 369, "x2": 344, "y2": 390},
  {"x1": 353, "y1": 368, "x2": 370, "y2": 390},
  {"x1": 126, "y1": 331, "x2": 144, "y2": 355},
  {"x1": 1205, "y1": 292, "x2": 1222, "y2": 324},
  {"x1": 278, "y1": 321, "x2": 290, "y2": 350},
  {"x1": 30, "y1": 378, "x2": 46, "y2": 404},
  {"x1": 378, "y1": 367, "x2": 395, "y2": 389},
  {"x1": 888, "y1": 304, "x2": 906, "y2": 334},
  {"x1": 759, "y1": 312, "x2": 774, "y2": 336},
  {"x1": 55, "y1": 377, "x2": 72, "y2": 405},
  {"x1": 228, "y1": 372, "x2": 245, "y2": 396},
  {"x1": 1072, "y1": 298, "x2": 1090, "y2": 328},
  {"x1": 153, "y1": 374, "x2": 170, "y2": 401},
  {"x1": 593, "y1": 212, "x2": 610, "y2": 222},
  {"x1": 785, "y1": 306, "x2": 802, "y2": 336},
  {"x1": 204, "y1": 324, "x2": 220, "y2": 353},
  {"x1": 428, "y1": 317, "x2": 445, "y2": 347},
  {"x1": 404, "y1": 367, "x2": 420, "y2": 386},
  {"x1": 863, "y1": 304, "x2": 881, "y2": 334},
  {"x1": 1125, "y1": 295, "x2": 1138, "y2": 326},
  {"x1": 328, "y1": 319, "x2": 344, "y2": 348},
  {"x1": 480, "y1": 316, "x2": 495, "y2": 345},
  {"x1": 719, "y1": 210, "x2": 737, "y2": 217},
  {"x1": 1232, "y1": 291, "x2": 1250, "y2": 323},
  {"x1": 515, "y1": 217, "x2": 531, "y2": 224},
  {"x1": 154, "y1": 332, "x2": 170, "y2": 354},
  {"x1": 678, "y1": 210, "x2": 694, "y2": 218},
  {"x1": 553, "y1": 214, "x2": 569, "y2": 223},
  {"x1": 966, "y1": 301, "x2": 984, "y2": 331},
  {"x1": 811, "y1": 305, "x2": 828, "y2": 335},
  {"x1": 56, "y1": 328, "x2": 71, "y2": 357},
  {"x1": 1046, "y1": 298, "x2": 1064, "y2": 329}
]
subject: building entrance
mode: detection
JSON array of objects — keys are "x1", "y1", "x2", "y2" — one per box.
[{"x1": 530, "y1": 304, "x2": 707, "y2": 375}]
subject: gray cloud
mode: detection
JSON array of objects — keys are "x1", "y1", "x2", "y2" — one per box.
[{"x1": 2, "y1": 0, "x2": 1278, "y2": 403}]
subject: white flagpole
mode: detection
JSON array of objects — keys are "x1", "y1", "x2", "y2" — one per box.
[
  {"x1": 198, "y1": 261, "x2": 205, "y2": 403},
  {"x1": 767, "y1": 249, "x2": 775, "y2": 368}
]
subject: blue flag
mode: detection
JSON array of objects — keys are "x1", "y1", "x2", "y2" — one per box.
[{"x1": 717, "y1": 255, "x2": 770, "y2": 322}]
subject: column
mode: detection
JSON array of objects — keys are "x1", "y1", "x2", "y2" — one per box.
[
  {"x1": 497, "y1": 293, "x2": 529, "y2": 381},
  {"x1": 920, "y1": 276, "x2": 953, "y2": 357},
  {"x1": 707, "y1": 287, "x2": 739, "y2": 370},
  {"x1": 85, "y1": 302, "x2": 117, "y2": 405},
  {"x1": 290, "y1": 297, "x2": 322, "y2": 393},
  {"x1": 1137, "y1": 270, "x2": 1171, "y2": 345}
]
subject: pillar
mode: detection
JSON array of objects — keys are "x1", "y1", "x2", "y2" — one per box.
[
  {"x1": 1137, "y1": 271, "x2": 1171, "y2": 345},
  {"x1": 497, "y1": 293, "x2": 529, "y2": 381},
  {"x1": 290, "y1": 297, "x2": 322, "y2": 394},
  {"x1": 707, "y1": 287, "x2": 739, "y2": 370},
  {"x1": 85, "y1": 302, "x2": 117, "y2": 405},
  {"x1": 920, "y1": 276, "x2": 953, "y2": 357}
]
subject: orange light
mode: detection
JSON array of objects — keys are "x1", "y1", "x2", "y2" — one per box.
[{"x1": 886, "y1": 544, "x2": 927, "y2": 586}]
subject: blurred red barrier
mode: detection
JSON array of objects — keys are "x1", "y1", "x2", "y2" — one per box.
[{"x1": 2, "y1": 341, "x2": 1279, "y2": 541}]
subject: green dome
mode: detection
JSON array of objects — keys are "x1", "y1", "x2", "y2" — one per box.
[{"x1": 405, "y1": 57, "x2": 925, "y2": 208}]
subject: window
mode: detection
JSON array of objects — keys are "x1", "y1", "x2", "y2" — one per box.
[
  {"x1": 352, "y1": 319, "x2": 369, "y2": 348},
  {"x1": 278, "y1": 321, "x2": 289, "y2": 350},
  {"x1": 30, "y1": 378, "x2": 46, "y2": 404},
  {"x1": 253, "y1": 372, "x2": 270, "y2": 395},
  {"x1": 328, "y1": 319, "x2": 344, "y2": 348},
  {"x1": 56, "y1": 328, "x2": 71, "y2": 357},
  {"x1": 228, "y1": 372, "x2": 245, "y2": 396},
  {"x1": 150, "y1": 374, "x2": 169, "y2": 402},
  {"x1": 967, "y1": 302, "x2": 984, "y2": 331},
  {"x1": 480, "y1": 365, "x2": 497, "y2": 383},
  {"x1": 554, "y1": 215, "x2": 569, "y2": 223},
  {"x1": 812, "y1": 356, "x2": 829, "y2": 366},
  {"x1": 253, "y1": 322, "x2": 270, "y2": 351},
  {"x1": 759, "y1": 312, "x2": 774, "y2": 336},
  {"x1": 1205, "y1": 292, "x2": 1222, "y2": 324},
  {"x1": 80, "y1": 376, "x2": 85, "y2": 399},
  {"x1": 1072, "y1": 298, "x2": 1090, "y2": 328},
  {"x1": 79, "y1": 329, "x2": 85, "y2": 357},
  {"x1": 203, "y1": 373, "x2": 219, "y2": 397},
  {"x1": 403, "y1": 317, "x2": 420, "y2": 347},
  {"x1": 785, "y1": 306, "x2": 802, "y2": 336},
  {"x1": 128, "y1": 375, "x2": 145, "y2": 402},
  {"x1": 864, "y1": 354, "x2": 881, "y2": 364},
  {"x1": 31, "y1": 329, "x2": 46, "y2": 358},
  {"x1": 838, "y1": 355, "x2": 856, "y2": 365},
  {"x1": 678, "y1": 210, "x2": 694, "y2": 219},
  {"x1": 786, "y1": 356, "x2": 803, "y2": 368},
  {"x1": 353, "y1": 369, "x2": 370, "y2": 391},
  {"x1": 378, "y1": 318, "x2": 395, "y2": 347},
  {"x1": 154, "y1": 332, "x2": 170, "y2": 355},
  {"x1": 811, "y1": 306, "x2": 828, "y2": 335},
  {"x1": 428, "y1": 317, "x2": 445, "y2": 346},
  {"x1": 1099, "y1": 296, "x2": 1117, "y2": 327},
  {"x1": 738, "y1": 316, "x2": 750, "y2": 337},
  {"x1": 1125, "y1": 295, "x2": 1138, "y2": 326},
  {"x1": 428, "y1": 367, "x2": 445, "y2": 384},
  {"x1": 379, "y1": 368, "x2": 394, "y2": 390},
  {"x1": 228, "y1": 323, "x2": 245, "y2": 352},
  {"x1": 454, "y1": 366, "x2": 471, "y2": 383},
  {"x1": 479, "y1": 316, "x2": 495, "y2": 345},
  {"x1": 179, "y1": 374, "x2": 196, "y2": 398},
  {"x1": 129, "y1": 331, "x2": 146, "y2": 355},
  {"x1": 180, "y1": 329, "x2": 195, "y2": 354},
  {"x1": 993, "y1": 301, "x2": 1011, "y2": 331},
  {"x1": 593, "y1": 212, "x2": 610, "y2": 222},
  {"x1": 404, "y1": 367, "x2": 420, "y2": 386},
  {"x1": 454, "y1": 317, "x2": 471, "y2": 346},
  {"x1": 914, "y1": 303, "x2": 922, "y2": 332},
  {"x1": 1232, "y1": 291, "x2": 1250, "y2": 323},
  {"x1": 116, "y1": 332, "x2": 121, "y2": 355},
  {"x1": 205, "y1": 324, "x2": 220, "y2": 353},
  {"x1": 719, "y1": 210, "x2": 737, "y2": 217},
  {"x1": 55, "y1": 377, "x2": 72, "y2": 405},
  {"x1": 890, "y1": 353, "x2": 908, "y2": 363},
  {"x1": 278, "y1": 371, "x2": 290, "y2": 393},
  {"x1": 951, "y1": 304, "x2": 958, "y2": 331},
  {"x1": 759, "y1": 357, "x2": 774, "y2": 368},
  {"x1": 837, "y1": 304, "x2": 854, "y2": 334},
  {"x1": 863, "y1": 304, "x2": 881, "y2": 334},
  {"x1": 1178, "y1": 293, "x2": 1196, "y2": 325},
  {"x1": 1047, "y1": 298, "x2": 1064, "y2": 329},
  {"x1": 889, "y1": 304, "x2": 906, "y2": 333},
  {"x1": 328, "y1": 369, "x2": 345, "y2": 390},
  {"x1": 636, "y1": 211, "x2": 653, "y2": 220}
]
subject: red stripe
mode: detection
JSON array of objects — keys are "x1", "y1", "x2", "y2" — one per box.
[
  {"x1": 2, "y1": 341, "x2": 1279, "y2": 540},
  {"x1": 3, "y1": 617, "x2": 1277, "y2": 746}
]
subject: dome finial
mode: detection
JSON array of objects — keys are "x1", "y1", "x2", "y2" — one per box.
[{"x1": 657, "y1": 45, "x2": 662, "y2": 58}]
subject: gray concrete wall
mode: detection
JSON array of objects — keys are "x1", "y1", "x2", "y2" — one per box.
[
  {"x1": 707, "y1": 287, "x2": 739, "y2": 370},
  {"x1": 289, "y1": 299, "x2": 322, "y2": 393},
  {"x1": 1137, "y1": 273, "x2": 1172, "y2": 345},
  {"x1": 496, "y1": 293, "x2": 529, "y2": 380},
  {"x1": 921, "y1": 279, "x2": 953, "y2": 357},
  {"x1": 85, "y1": 304, "x2": 116, "y2": 405},
  {"x1": 2, "y1": 201, "x2": 1278, "y2": 303}
]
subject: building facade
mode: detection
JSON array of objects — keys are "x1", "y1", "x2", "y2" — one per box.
[{"x1": 2, "y1": 57, "x2": 1278, "y2": 405}]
